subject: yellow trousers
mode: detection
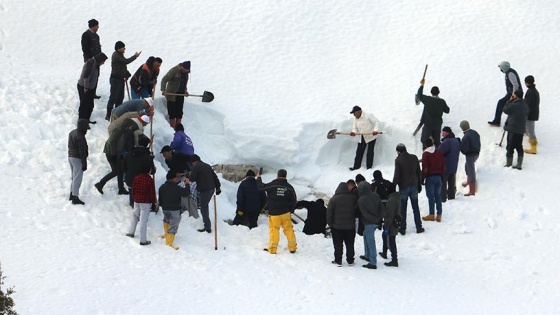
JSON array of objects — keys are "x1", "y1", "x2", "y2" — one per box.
[{"x1": 268, "y1": 212, "x2": 297, "y2": 254}]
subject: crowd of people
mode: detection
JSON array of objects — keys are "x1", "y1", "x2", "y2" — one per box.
[{"x1": 67, "y1": 19, "x2": 541, "y2": 265}]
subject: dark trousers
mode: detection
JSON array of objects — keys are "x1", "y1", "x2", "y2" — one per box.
[
  {"x1": 98, "y1": 153, "x2": 125, "y2": 190},
  {"x1": 421, "y1": 124, "x2": 442, "y2": 148},
  {"x1": 199, "y1": 189, "x2": 215, "y2": 231},
  {"x1": 77, "y1": 83, "x2": 95, "y2": 120},
  {"x1": 506, "y1": 132, "x2": 524, "y2": 158},
  {"x1": 381, "y1": 231, "x2": 398, "y2": 260},
  {"x1": 167, "y1": 96, "x2": 185, "y2": 119},
  {"x1": 441, "y1": 173, "x2": 456, "y2": 201},
  {"x1": 107, "y1": 77, "x2": 125, "y2": 113},
  {"x1": 331, "y1": 228, "x2": 356, "y2": 264},
  {"x1": 493, "y1": 94, "x2": 510, "y2": 123},
  {"x1": 232, "y1": 211, "x2": 259, "y2": 229},
  {"x1": 353, "y1": 137, "x2": 376, "y2": 169}
]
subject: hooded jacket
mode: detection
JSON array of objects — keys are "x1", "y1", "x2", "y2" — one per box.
[
  {"x1": 236, "y1": 176, "x2": 267, "y2": 214},
  {"x1": 78, "y1": 54, "x2": 106, "y2": 90},
  {"x1": 68, "y1": 119, "x2": 89, "y2": 167},
  {"x1": 326, "y1": 182, "x2": 358, "y2": 230},
  {"x1": 421, "y1": 146, "x2": 446, "y2": 179},
  {"x1": 357, "y1": 181, "x2": 384, "y2": 225},
  {"x1": 103, "y1": 118, "x2": 138, "y2": 156},
  {"x1": 504, "y1": 98, "x2": 529, "y2": 134},
  {"x1": 439, "y1": 132, "x2": 460, "y2": 174},
  {"x1": 123, "y1": 146, "x2": 155, "y2": 187}
]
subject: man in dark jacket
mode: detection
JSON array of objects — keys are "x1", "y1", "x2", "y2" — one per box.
[
  {"x1": 524, "y1": 75, "x2": 540, "y2": 154},
  {"x1": 489, "y1": 61, "x2": 523, "y2": 126},
  {"x1": 503, "y1": 90, "x2": 529, "y2": 170},
  {"x1": 158, "y1": 170, "x2": 190, "y2": 250},
  {"x1": 257, "y1": 169, "x2": 297, "y2": 254},
  {"x1": 327, "y1": 182, "x2": 358, "y2": 266},
  {"x1": 357, "y1": 181, "x2": 384, "y2": 269},
  {"x1": 421, "y1": 138, "x2": 446, "y2": 222},
  {"x1": 68, "y1": 119, "x2": 89, "y2": 205},
  {"x1": 417, "y1": 79, "x2": 450, "y2": 148},
  {"x1": 371, "y1": 170, "x2": 391, "y2": 205},
  {"x1": 233, "y1": 170, "x2": 267, "y2": 229},
  {"x1": 130, "y1": 56, "x2": 162, "y2": 99},
  {"x1": 296, "y1": 199, "x2": 327, "y2": 236},
  {"x1": 392, "y1": 143, "x2": 424, "y2": 235},
  {"x1": 379, "y1": 182, "x2": 400, "y2": 267},
  {"x1": 439, "y1": 126, "x2": 460, "y2": 202},
  {"x1": 81, "y1": 19, "x2": 101, "y2": 62},
  {"x1": 160, "y1": 145, "x2": 191, "y2": 173},
  {"x1": 77, "y1": 53, "x2": 107, "y2": 123},
  {"x1": 186, "y1": 154, "x2": 221, "y2": 233},
  {"x1": 459, "y1": 120, "x2": 480, "y2": 196},
  {"x1": 123, "y1": 135, "x2": 155, "y2": 207},
  {"x1": 106, "y1": 41, "x2": 141, "y2": 120}
]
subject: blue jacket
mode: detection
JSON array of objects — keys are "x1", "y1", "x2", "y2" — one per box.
[
  {"x1": 112, "y1": 99, "x2": 148, "y2": 118},
  {"x1": 170, "y1": 131, "x2": 194, "y2": 155},
  {"x1": 460, "y1": 129, "x2": 481, "y2": 156},
  {"x1": 439, "y1": 133, "x2": 460, "y2": 174},
  {"x1": 236, "y1": 176, "x2": 267, "y2": 213}
]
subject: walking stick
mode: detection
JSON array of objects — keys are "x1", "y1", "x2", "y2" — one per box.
[
  {"x1": 497, "y1": 129, "x2": 506, "y2": 147},
  {"x1": 213, "y1": 194, "x2": 218, "y2": 250},
  {"x1": 148, "y1": 85, "x2": 155, "y2": 154},
  {"x1": 125, "y1": 80, "x2": 131, "y2": 101}
]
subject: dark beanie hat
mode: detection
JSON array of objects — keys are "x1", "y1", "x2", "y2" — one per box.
[
  {"x1": 246, "y1": 169, "x2": 256, "y2": 177},
  {"x1": 442, "y1": 126, "x2": 452, "y2": 133},
  {"x1": 373, "y1": 170, "x2": 382, "y2": 180},
  {"x1": 115, "y1": 41, "x2": 125, "y2": 50},
  {"x1": 460, "y1": 120, "x2": 470, "y2": 131},
  {"x1": 138, "y1": 134, "x2": 150, "y2": 148},
  {"x1": 160, "y1": 145, "x2": 172, "y2": 153},
  {"x1": 355, "y1": 174, "x2": 366, "y2": 183},
  {"x1": 514, "y1": 89, "x2": 524, "y2": 98},
  {"x1": 88, "y1": 19, "x2": 99, "y2": 28},
  {"x1": 431, "y1": 86, "x2": 440, "y2": 96},
  {"x1": 180, "y1": 61, "x2": 191, "y2": 70},
  {"x1": 424, "y1": 138, "x2": 434, "y2": 147},
  {"x1": 166, "y1": 170, "x2": 176, "y2": 180},
  {"x1": 396, "y1": 143, "x2": 407, "y2": 153},
  {"x1": 525, "y1": 75, "x2": 535, "y2": 85}
]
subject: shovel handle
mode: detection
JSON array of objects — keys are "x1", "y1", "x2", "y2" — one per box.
[
  {"x1": 421, "y1": 64, "x2": 428, "y2": 80},
  {"x1": 337, "y1": 132, "x2": 383, "y2": 136}
]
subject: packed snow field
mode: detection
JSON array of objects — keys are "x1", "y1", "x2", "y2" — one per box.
[{"x1": 1, "y1": 0, "x2": 560, "y2": 314}]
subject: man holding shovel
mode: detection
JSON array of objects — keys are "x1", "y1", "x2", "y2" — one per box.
[
  {"x1": 161, "y1": 61, "x2": 190, "y2": 129},
  {"x1": 349, "y1": 106, "x2": 380, "y2": 171}
]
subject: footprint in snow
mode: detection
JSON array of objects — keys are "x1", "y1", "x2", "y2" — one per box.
[{"x1": 487, "y1": 217, "x2": 496, "y2": 229}]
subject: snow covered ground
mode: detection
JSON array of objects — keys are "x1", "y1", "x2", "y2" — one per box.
[{"x1": 1, "y1": 0, "x2": 560, "y2": 314}]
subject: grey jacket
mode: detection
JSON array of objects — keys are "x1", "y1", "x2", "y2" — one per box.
[
  {"x1": 326, "y1": 182, "x2": 358, "y2": 230},
  {"x1": 111, "y1": 51, "x2": 137, "y2": 80},
  {"x1": 78, "y1": 57, "x2": 101, "y2": 90},
  {"x1": 358, "y1": 181, "x2": 384, "y2": 225},
  {"x1": 68, "y1": 119, "x2": 89, "y2": 167},
  {"x1": 188, "y1": 160, "x2": 221, "y2": 192},
  {"x1": 161, "y1": 65, "x2": 189, "y2": 102},
  {"x1": 504, "y1": 99, "x2": 529, "y2": 134}
]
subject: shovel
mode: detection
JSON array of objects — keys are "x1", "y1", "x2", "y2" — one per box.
[
  {"x1": 165, "y1": 91, "x2": 214, "y2": 103},
  {"x1": 327, "y1": 129, "x2": 383, "y2": 139},
  {"x1": 415, "y1": 64, "x2": 428, "y2": 105}
]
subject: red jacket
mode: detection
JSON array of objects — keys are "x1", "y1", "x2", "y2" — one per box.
[
  {"x1": 132, "y1": 173, "x2": 156, "y2": 203},
  {"x1": 422, "y1": 147, "x2": 446, "y2": 179}
]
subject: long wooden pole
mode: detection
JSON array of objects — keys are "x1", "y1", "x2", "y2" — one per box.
[{"x1": 213, "y1": 195, "x2": 218, "y2": 250}]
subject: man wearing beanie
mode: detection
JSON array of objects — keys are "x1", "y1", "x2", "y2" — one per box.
[
  {"x1": 488, "y1": 61, "x2": 523, "y2": 127},
  {"x1": 106, "y1": 41, "x2": 142, "y2": 120},
  {"x1": 130, "y1": 56, "x2": 162, "y2": 99},
  {"x1": 348, "y1": 106, "x2": 380, "y2": 170},
  {"x1": 161, "y1": 61, "x2": 191, "y2": 129},
  {"x1": 77, "y1": 52, "x2": 108, "y2": 123},
  {"x1": 417, "y1": 78, "x2": 450, "y2": 148},
  {"x1": 503, "y1": 90, "x2": 529, "y2": 169},
  {"x1": 81, "y1": 19, "x2": 101, "y2": 62},
  {"x1": 232, "y1": 169, "x2": 267, "y2": 229},
  {"x1": 439, "y1": 126, "x2": 460, "y2": 201},
  {"x1": 459, "y1": 120, "x2": 480, "y2": 196},
  {"x1": 524, "y1": 75, "x2": 540, "y2": 154}
]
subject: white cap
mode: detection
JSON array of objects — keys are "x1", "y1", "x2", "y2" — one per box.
[
  {"x1": 144, "y1": 98, "x2": 155, "y2": 107},
  {"x1": 140, "y1": 115, "x2": 150, "y2": 124}
]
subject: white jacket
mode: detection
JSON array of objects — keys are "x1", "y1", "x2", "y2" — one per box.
[{"x1": 352, "y1": 111, "x2": 379, "y2": 143}]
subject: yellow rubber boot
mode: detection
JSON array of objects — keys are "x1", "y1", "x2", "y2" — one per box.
[
  {"x1": 160, "y1": 222, "x2": 171, "y2": 239},
  {"x1": 524, "y1": 138, "x2": 537, "y2": 154},
  {"x1": 165, "y1": 234, "x2": 179, "y2": 250}
]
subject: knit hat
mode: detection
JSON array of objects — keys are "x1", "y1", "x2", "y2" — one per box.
[
  {"x1": 514, "y1": 89, "x2": 524, "y2": 99},
  {"x1": 246, "y1": 169, "x2": 256, "y2": 177},
  {"x1": 144, "y1": 98, "x2": 155, "y2": 107},
  {"x1": 373, "y1": 170, "x2": 383, "y2": 180},
  {"x1": 160, "y1": 145, "x2": 172, "y2": 153},
  {"x1": 88, "y1": 19, "x2": 99, "y2": 28},
  {"x1": 180, "y1": 61, "x2": 191, "y2": 70},
  {"x1": 140, "y1": 115, "x2": 150, "y2": 124},
  {"x1": 138, "y1": 134, "x2": 150, "y2": 147},
  {"x1": 442, "y1": 126, "x2": 452, "y2": 133},
  {"x1": 350, "y1": 105, "x2": 362, "y2": 114},
  {"x1": 355, "y1": 174, "x2": 366, "y2": 183},
  {"x1": 115, "y1": 41, "x2": 125, "y2": 50},
  {"x1": 460, "y1": 120, "x2": 470, "y2": 131},
  {"x1": 396, "y1": 143, "x2": 407, "y2": 153}
]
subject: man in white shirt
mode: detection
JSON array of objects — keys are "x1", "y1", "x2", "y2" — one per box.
[{"x1": 349, "y1": 106, "x2": 380, "y2": 170}]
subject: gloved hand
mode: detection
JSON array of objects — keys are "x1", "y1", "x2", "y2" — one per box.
[
  {"x1": 82, "y1": 164, "x2": 87, "y2": 171},
  {"x1": 150, "y1": 203, "x2": 158, "y2": 213},
  {"x1": 215, "y1": 188, "x2": 221, "y2": 195},
  {"x1": 418, "y1": 185, "x2": 422, "y2": 193},
  {"x1": 237, "y1": 210, "x2": 244, "y2": 216}
]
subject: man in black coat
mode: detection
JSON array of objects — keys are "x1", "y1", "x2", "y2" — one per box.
[
  {"x1": 233, "y1": 170, "x2": 267, "y2": 229},
  {"x1": 524, "y1": 75, "x2": 540, "y2": 154},
  {"x1": 160, "y1": 145, "x2": 191, "y2": 173},
  {"x1": 186, "y1": 154, "x2": 221, "y2": 233},
  {"x1": 503, "y1": 90, "x2": 529, "y2": 170},
  {"x1": 327, "y1": 182, "x2": 358, "y2": 266},
  {"x1": 296, "y1": 199, "x2": 327, "y2": 236},
  {"x1": 81, "y1": 19, "x2": 101, "y2": 62},
  {"x1": 123, "y1": 135, "x2": 156, "y2": 207}
]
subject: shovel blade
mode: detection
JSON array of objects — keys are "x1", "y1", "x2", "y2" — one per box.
[
  {"x1": 327, "y1": 129, "x2": 337, "y2": 139},
  {"x1": 202, "y1": 91, "x2": 214, "y2": 102}
]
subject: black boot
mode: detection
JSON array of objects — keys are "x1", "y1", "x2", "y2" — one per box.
[
  {"x1": 105, "y1": 111, "x2": 111, "y2": 121},
  {"x1": 378, "y1": 252, "x2": 387, "y2": 259},
  {"x1": 72, "y1": 196, "x2": 85, "y2": 205},
  {"x1": 118, "y1": 188, "x2": 129, "y2": 195},
  {"x1": 384, "y1": 259, "x2": 399, "y2": 267},
  {"x1": 69, "y1": 192, "x2": 74, "y2": 201},
  {"x1": 94, "y1": 182, "x2": 104, "y2": 194}
]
